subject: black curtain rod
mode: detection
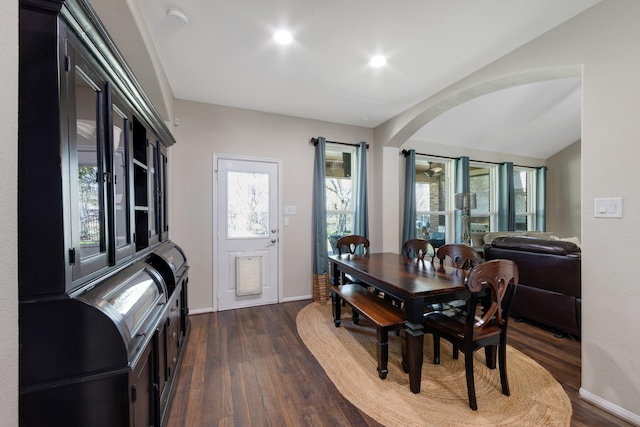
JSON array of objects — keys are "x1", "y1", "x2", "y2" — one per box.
[
  {"x1": 310, "y1": 137, "x2": 369, "y2": 149},
  {"x1": 400, "y1": 149, "x2": 540, "y2": 169}
]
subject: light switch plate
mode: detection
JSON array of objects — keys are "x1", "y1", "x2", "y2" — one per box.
[{"x1": 594, "y1": 197, "x2": 623, "y2": 218}]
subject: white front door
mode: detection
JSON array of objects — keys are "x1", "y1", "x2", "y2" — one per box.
[{"x1": 215, "y1": 157, "x2": 280, "y2": 311}]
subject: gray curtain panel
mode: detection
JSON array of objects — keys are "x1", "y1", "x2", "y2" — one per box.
[
  {"x1": 353, "y1": 141, "x2": 369, "y2": 244},
  {"x1": 312, "y1": 137, "x2": 328, "y2": 275},
  {"x1": 536, "y1": 166, "x2": 547, "y2": 231},
  {"x1": 402, "y1": 149, "x2": 417, "y2": 249},
  {"x1": 498, "y1": 162, "x2": 515, "y2": 231}
]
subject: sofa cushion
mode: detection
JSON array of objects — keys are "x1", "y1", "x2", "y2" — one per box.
[
  {"x1": 490, "y1": 236, "x2": 580, "y2": 256},
  {"x1": 482, "y1": 231, "x2": 557, "y2": 245}
]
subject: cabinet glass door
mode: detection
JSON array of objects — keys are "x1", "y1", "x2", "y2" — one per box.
[
  {"x1": 111, "y1": 92, "x2": 134, "y2": 261},
  {"x1": 148, "y1": 137, "x2": 159, "y2": 246},
  {"x1": 69, "y1": 46, "x2": 110, "y2": 280},
  {"x1": 159, "y1": 147, "x2": 168, "y2": 241}
]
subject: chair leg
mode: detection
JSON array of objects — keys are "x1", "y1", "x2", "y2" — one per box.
[
  {"x1": 352, "y1": 308, "x2": 360, "y2": 325},
  {"x1": 452, "y1": 344, "x2": 459, "y2": 360},
  {"x1": 376, "y1": 327, "x2": 389, "y2": 379},
  {"x1": 485, "y1": 345, "x2": 497, "y2": 369},
  {"x1": 433, "y1": 334, "x2": 441, "y2": 365},
  {"x1": 465, "y1": 351, "x2": 478, "y2": 411},
  {"x1": 499, "y1": 343, "x2": 510, "y2": 396}
]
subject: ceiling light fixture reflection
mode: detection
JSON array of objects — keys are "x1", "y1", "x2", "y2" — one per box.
[
  {"x1": 273, "y1": 30, "x2": 293, "y2": 45},
  {"x1": 370, "y1": 55, "x2": 387, "y2": 68}
]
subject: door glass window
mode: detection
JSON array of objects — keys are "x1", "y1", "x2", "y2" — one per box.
[
  {"x1": 227, "y1": 171, "x2": 269, "y2": 238},
  {"x1": 76, "y1": 67, "x2": 105, "y2": 261}
]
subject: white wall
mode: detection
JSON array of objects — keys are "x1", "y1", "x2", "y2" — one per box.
[
  {"x1": 376, "y1": 0, "x2": 640, "y2": 422},
  {"x1": 169, "y1": 100, "x2": 373, "y2": 311},
  {"x1": 547, "y1": 140, "x2": 581, "y2": 239},
  {"x1": 0, "y1": 1, "x2": 19, "y2": 424}
]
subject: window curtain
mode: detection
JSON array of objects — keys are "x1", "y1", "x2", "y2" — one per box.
[
  {"x1": 401, "y1": 150, "x2": 417, "y2": 248},
  {"x1": 312, "y1": 137, "x2": 329, "y2": 303},
  {"x1": 353, "y1": 141, "x2": 369, "y2": 246},
  {"x1": 535, "y1": 166, "x2": 547, "y2": 231},
  {"x1": 497, "y1": 162, "x2": 515, "y2": 231},
  {"x1": 454, "y1": 156, "x2": 470, "y2": 244}
]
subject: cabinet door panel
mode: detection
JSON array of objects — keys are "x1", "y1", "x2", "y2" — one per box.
[
  {"x1": 148, "y1": 136, "x2": 160, "y2": 247},
  {"x1": 68, "y1": 41, "x2": 110, "y2": 281},
  {"x1": 111, "y1": 91, "x2": 134, "y2": 262}
]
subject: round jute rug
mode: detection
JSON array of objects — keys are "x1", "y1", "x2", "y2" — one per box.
[{"x1": 297, "y1": 302, "x2": 572, "y2": 427}]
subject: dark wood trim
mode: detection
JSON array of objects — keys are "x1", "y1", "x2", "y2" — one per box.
[{"x1": 61, "y1": 0, "x2": 176, "y2": 147}]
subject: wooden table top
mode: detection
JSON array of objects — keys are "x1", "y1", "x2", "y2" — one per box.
[{"x1": 329, "y1": 252, "x2": 469, "y2": 298}]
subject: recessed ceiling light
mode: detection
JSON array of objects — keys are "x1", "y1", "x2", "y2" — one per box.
[
  {"x1": 273, "y1": 30, "x2": 293, "y2": 45},
  {"x1": 370, "y1": 55, "x2": 387, "y2": 68}
]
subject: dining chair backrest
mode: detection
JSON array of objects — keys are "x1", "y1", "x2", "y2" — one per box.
[
  {"x1": 465, "y1": 259, "x2": 519, "y2": 334},
  {"x1": 336, "y1": 235, "x2": 370, "y2": 255},
  {"x1": 436, "y1": 244, "x2": 481, "y2": 270},
  {"x1": 402, "y1": 239, "x2": 435, "y2": 262}
]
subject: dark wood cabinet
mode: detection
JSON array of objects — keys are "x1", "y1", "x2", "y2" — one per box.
[
  {"x1": 18, "y1": 1, "x2": 189, "y2": 426},
  {"x1": 131, "y1": 340, "x2": 156, "y2": 427}
]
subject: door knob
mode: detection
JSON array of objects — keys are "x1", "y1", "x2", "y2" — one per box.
[
  {"x1": 271, "y1": 238, "x2": 277, "y2": 243},
  {"x1": 271, "y1": 229, "x2": 277, "y2": 233}
]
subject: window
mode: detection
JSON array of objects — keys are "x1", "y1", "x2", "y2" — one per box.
[
  {"x1": 469, "y1": 164, "x2": 496, "y2": 233},
  {"x1": 326, "y1": 146, "x2": 355, "y2": 252},
  {"x1": 415, "y1": 158, "x2": 450, "y2": 247},
  {"x1": 514, "y1": 167, "x2": 534, "y2": 231},
  {"x1": 468, "y1": 164, "x2": 537, "y2": 232}
]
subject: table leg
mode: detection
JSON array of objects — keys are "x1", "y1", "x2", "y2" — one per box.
[
  {"x1": 330, "y1": 261, "x2": 340, "y2": 286},
  {"x1": 405, "y1": 321, "x2": 424, "y2": 393}
]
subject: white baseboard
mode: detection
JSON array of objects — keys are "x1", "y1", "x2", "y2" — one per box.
[
  {"x1": 281, "y1": 294, "x2": 312, "y2": 303},
  {"x1": 189, "y1": 307, "x2": 214, "y2": 315},
  {"x1": 188, "y1": 296, "x2": 312, "y2": 315},
  {"x1": 579, "y1": 387, "x2": 640, "y2": 426}
]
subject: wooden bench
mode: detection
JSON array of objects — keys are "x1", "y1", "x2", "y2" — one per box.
[{"x1": 331, "y1": 284, "x2": 405, "y2": 379}]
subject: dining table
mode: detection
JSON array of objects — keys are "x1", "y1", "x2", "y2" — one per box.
[{"x1": 329, "y1": 252, "x2": 473, "y2": 394}]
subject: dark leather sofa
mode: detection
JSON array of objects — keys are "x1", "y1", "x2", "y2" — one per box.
[{"x1": 484, "y1": 236, "x2": 581, "y2": 337}]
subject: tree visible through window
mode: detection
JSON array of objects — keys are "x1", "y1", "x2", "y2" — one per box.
[
  {"x1": 78, "y1": 165, "x2": 100, "y2": 245},
  {"x1": 326, "y1": 147, "x2": 354, "y2": 253}
]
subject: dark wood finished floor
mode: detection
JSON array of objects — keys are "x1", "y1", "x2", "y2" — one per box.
[{"x1": 166, "y1": 300, "x2": 631, "y2": 427}]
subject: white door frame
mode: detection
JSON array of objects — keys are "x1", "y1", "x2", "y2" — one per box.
[{"x1": 212, "y1": 154, "x2": 283, "y2": 311}]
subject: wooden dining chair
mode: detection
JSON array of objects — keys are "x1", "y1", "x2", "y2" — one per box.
[
  {"x1": 336, "y1": 235, "x2": 370, "y2": 286},
  {"x1": 422, "y1": 259, "x2": 519, "y2": 410},
  {"x1": 335, "y1": 235, "x2": 372, "y2": 315},
  {"x1": 430, "y1": 244, "x2": 483, "y2": 315},
  {"x1": 336, "y1": 235, "x2": 370, "y2": 256},
  {"x1": 436, "y1": 244, "x2": 482, "y2": 270},
  {"x1": 402, "y1": 239, "x2": 435, "y2": 262},
  {"x1": 336, "y1": 235, "x2": 402, "y2": 310}
]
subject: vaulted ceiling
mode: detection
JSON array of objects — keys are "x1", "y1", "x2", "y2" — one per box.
[{"x1": 91, "y1": 0, "x2": 599, "y2": 159}]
